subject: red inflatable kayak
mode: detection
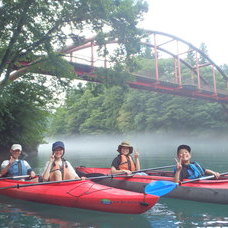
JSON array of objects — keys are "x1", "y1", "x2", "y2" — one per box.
[
  {"x1": 76, "y1": 166, "x2": 228, "y2": 204},
  {"x1": 0, "y1": 178, "x2": 159, "y2": 214}
]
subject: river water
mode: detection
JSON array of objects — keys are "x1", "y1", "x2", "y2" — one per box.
[{"x1": 1, "y1": 133, "x2": 228, "y2": 227}]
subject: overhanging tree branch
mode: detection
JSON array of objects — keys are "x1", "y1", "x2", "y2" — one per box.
[{"x1": 0, "y1": 0, "x2": 36, "y2": 81}]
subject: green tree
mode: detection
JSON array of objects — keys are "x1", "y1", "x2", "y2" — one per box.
[
  {"x1": 48, "y1": 55, "x2": 228, "y2": 138},
  {"x1": 0, "y1": 0, "x2": 148, "y2": 86},
  {"x1": 117, "y1": 89, "x2": 148, "y2": 132},
  {"x1": 0, "y1": 78, "x2": 53, "y2": 153},
  {"x1": 199, "y1": 42, "x2": 209, "y2": 64},
  {"x1": 49, "y1": 84, "x2": 127, "y2": 135},
  {"x1": 186, "y1": 48, "x2": 196, "y2": 67},
  {"x1": 0, "y1": 0, "x2": 149, "y2": 152}
]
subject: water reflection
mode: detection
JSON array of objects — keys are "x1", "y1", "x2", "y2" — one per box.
[
  {"x1": 1, "y1": 193, "x2": 228, "y2": 228},
  {"x1": 1, "y1": 194, "x2": 228, "y2": 227},
  {"x1": 1, "y1": 133, "x2": 228, "y2": 227},
  {"x1": 159, "y1": 198, "x2": 228, "y2": 227},
  {"x1": 0, "y1": 195, "x2": 152, "y2": 228}
]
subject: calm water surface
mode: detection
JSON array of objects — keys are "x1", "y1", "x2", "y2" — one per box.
[{"x1": 1, "y1": 134, "x2": 228, "y2": 227}]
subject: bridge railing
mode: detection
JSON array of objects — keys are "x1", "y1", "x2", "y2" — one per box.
[{"x1": 62, "y1": 31, "x2": 228, "y2": 102}]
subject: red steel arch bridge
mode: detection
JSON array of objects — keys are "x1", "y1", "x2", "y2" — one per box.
[
  {"x1": 14, "y1": 30, "x2": 228, "y2": 104},
  {"x1": 60, "y1": 30, "x2": 228, "y2": 104}
]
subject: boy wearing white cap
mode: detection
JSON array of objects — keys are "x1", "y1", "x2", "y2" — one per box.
[{"x1": 0, "y1": 144, "x2": 37, "y2": 180}]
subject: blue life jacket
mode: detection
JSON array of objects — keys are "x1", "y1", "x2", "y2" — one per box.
[
  {"x1": 7, "y1": 160, "x2": 31, "y2": 176},
  {"x1": 187, "y1": 162, "x2": 205, "y2": 179}
]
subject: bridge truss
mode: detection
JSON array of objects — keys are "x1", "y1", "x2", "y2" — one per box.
[{"x1": 61, "y1": 30, "x2": 228, "y2": 104}]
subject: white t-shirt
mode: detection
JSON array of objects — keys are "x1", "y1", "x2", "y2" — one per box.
[
  {"x1": 1, "y1": 159, "x2": 31, "y2": 169},
  {"x1": 42, "y1": 160, "x2": 79, "y2": 179}
]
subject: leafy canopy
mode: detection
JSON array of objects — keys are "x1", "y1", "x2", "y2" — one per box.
[
  {"x1": 0, "y1": 0, "x2": 149, "y2": 153},
  {"x1": 0, "y1": 0, "x2": 148, "y2": 85}
]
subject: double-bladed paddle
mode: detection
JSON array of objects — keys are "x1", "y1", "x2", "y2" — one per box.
[
  {"x1": 0, "y1": 165, "x2": 177, "y2": 197},
  {"x1": 144, "y1": 171, "x2": 228, "y2": 196},
  {"x1": 0, "y1": 173, "x2": 176, "y2": 197}
]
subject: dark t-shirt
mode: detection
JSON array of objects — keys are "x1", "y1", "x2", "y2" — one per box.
[{"x1": 111, "y1": 155, "x2": 121, "y2": 169}]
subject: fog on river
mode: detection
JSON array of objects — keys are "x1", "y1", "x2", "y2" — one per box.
[{"x1": 36, "y1": 132, "x2": 228, "y2": 174}]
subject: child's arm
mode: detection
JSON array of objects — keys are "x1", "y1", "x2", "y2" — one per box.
[
  {"x1": 205, "y1": 169, "x2": 220, "y2": 179},
  {"x1": 134, "y1": 151, "x2": 140, "y2": 171}
]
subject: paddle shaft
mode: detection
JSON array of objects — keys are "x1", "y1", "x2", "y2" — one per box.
[
  {"x1": 181, "y1": 171, "x2": 228, "y2": 184},
  {"x1": 143, "y1": 171, "x2": 228, "y2": 196},
  {"x1": 0, "y1": 175, "x2": 30, "y2": 180},
  {"x1": 0, "y1": 165, "x2": 174, "y2": 193},
  {"x1": 0, "y1": 174, "x2": 134, "y2": 190},
  {"x1": 131, "y1": 165, "x2": 175, "y2": 174},
  {"x1": 0, "y1": 165, "x2": 175, "y2": 190}
]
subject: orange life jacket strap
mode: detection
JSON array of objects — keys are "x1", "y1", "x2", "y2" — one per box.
[{"x1": 118, "y1": 155, "x2": 136, "y2": 171}]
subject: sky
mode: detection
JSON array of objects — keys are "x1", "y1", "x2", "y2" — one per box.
[{"x1": 140, "y1": 0, "x2": 228, "y2": 65}]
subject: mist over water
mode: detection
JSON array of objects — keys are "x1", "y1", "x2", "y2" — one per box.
[
  {"x1": 37, "y1": 132, "x2": 228, "y2": 172},
  {"x1": 1, "y1": 131, "x2": 228, "y2": 227},
  {"x1": 38, "y1": 131, "x2": 228, "y2": 154}
]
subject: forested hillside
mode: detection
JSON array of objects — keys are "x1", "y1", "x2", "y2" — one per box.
[{"x1": 48, "y1": 82, "x2": 228, "y2": 137}]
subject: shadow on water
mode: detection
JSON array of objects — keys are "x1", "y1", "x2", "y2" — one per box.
[
  {"x1": 0, "y1": 195, "x2": 152, "y2": 228},
  {"x1": 1, "y1": 195, "x2": 228, "y2": 228}
]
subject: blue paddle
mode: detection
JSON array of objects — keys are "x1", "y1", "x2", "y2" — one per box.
[
  {"x1": 144, "y1": 181, "x2": 178, "y2": 196},
  {"x1": 144, "y1": 171, "x2": 228, "y2": 196}
]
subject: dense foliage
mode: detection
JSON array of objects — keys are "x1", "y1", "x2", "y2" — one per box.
[
  {"x1": 1, "y1": 1, "x2": 228, "y2": 154},
  {"x1": 0, "y1": 0, "x2": 148, "y2": 153},
  {"x1": 48, "y1": 48, "x2": 228, "y2": 138},
  {"x1": 0, "y1": 0, "x2": 148, "y2": 84},
  {"x1": 0, "y1": 75, "x2": 54, "y2": 153},
  {"x1": 48, "y1": 82, "x2": 228, "y2": 137}
]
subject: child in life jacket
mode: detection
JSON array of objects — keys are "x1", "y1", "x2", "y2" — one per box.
[
  {"x1": 174, "y1": 144, "x2": 220, "y2": 183},
  {"x1": 111, "y1": 141, "x2": 141, "y2": 175},
  {"x1": 42, "y1": 141, "x2": 85, "y2": 181},
  {"x1": 0, "y1": 144, "x2": 38, "y2": 181}
]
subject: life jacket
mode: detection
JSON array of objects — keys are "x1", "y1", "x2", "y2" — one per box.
[
  {"x1": 7, "y1": 160, "x2": 30, "y2": 176},
  {"x1": 49, "y1": 159, "x2": 71, "y2": 180},
  {"x1": 187, "y1": 162, "x2": 205, "y2": 179},
  {"x1": 118, "y1": 155, "x2": 136, "y2": 171}
]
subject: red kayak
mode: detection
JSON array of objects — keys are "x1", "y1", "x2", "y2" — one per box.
[
  {"x1": 76, "y1": 166, "x2": 228, "y2": 204},
  {"x1": 0, "y1": 178, "x2": 159, "y2": 214}
]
